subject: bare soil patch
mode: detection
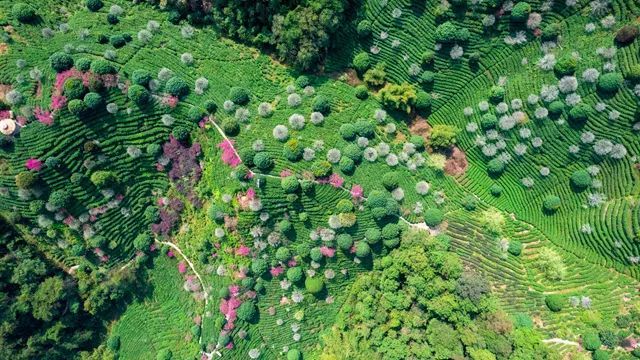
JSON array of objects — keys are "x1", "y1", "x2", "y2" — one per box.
[
  {"x1": 408, "y1": 115, "x2": 432, "y2": 142},
  {"x1": 0, "y1": 84, "x2": 12, "y2": 102},
  {"x1": 444, "y1": 146, "x2": 468, "y2": 176}
]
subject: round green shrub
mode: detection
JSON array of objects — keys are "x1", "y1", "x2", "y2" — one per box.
[
  {"x1": 133, "y1": 233, "x2": 152, "y2": 251},
  {"x1": 83, "y1": 92, "x2": 102, "y2": 109},
  {"x1": 410, "y1": 135, "x2": 425, "y2": 150},
  {"x1": 309, "y1": 247, "x2": 322, "y2": 262},
  {"x1": 15, "y1": 171, "x2": 36, "y2": 189},
  {"x1": 90, "y1": 60, "x2": 116, "y2": 75},
  {"x1": 205, "y1": 100, "x2": 218, "y2": 114},
  {"x1": 287, "y1": 267, "x2": 303, "y2": 283},
  {"x1": 382, "y1": 172, "x2": 399, "y2": 190},
  {"x1": 229, "y1": 87, "x2": 250, "y2": 105},
  {"x1": 336, "y1": 199, "x2": 354, "y2": 213},
  {"x1": 305, "y1": 277, "x2": 324, "y2": 294},
  {"x1": 287, "y1": 349, "x2": 302, "y2": 360},
  {"x1": 424, "y1": 208, "x2": 444, "y2": 227},
  {"x1": 337, "y1": 234, "x2": 354, "y2": 251},
  {"x1": 353, "y1": 52, "x2": 371, "y2": 74},
  {"x1": 76, "y1": 58, "x2": 92, "y2": 72},
  {"x1": 511, "y1": 2, "x2": 531, "y2": 22},
  {"x1": 625, "y1": 64, "x2": 640, "y2": 82},
  {"x1": 172, "y1": 126, "x2": 189, "y2": 142},
  {"x1": 67, "y1": 99, "x2": 87, "y2": 116},
  {"x1": 254, "y1": 152, "x2": 273, "y2": 170},
  {"x1": 131, "y1": 69, "x2": 152, "y2": 87},
  {"x1": 383, "y1": 237, "x2": 400, "y2": 249},
  {"x1": 481, "y1": 113, "x2": 498, "y2": 129},
  {"x1": 339, "y1": 156, "x2": 355, "y2": 174},
  {"x1": 165, "y1": 77, "x2": 189, "y2": 97},
  {"x1": 49, "y1": 52, "x2": 74, "y2": 73},
  {"x1": 221, "y1": 119, "x2": 239, "y2": 136},
  {"x1": 489, "y1": 86, "x2": 505, "y2": 103},
  {"x1": 295, "y1": 75, "x2": 310, "y2": 88},
  {"x1": 12, "y1": 3, "x2": 37, "y2": 23},
  {"x1": 365, "y1": 228, "x2": 381, "y2": 244},
  {"x1": 355, "y1": 242, "x2": 371, "y2": 257},
  {"x1": 420, "y1": 71, "x2": 435, "y2": 84},
  {"x1": 462, "y1": 194, "x2": 478, "y2": 211},
  {"x1": 156, "y1": 349, "x2": 172, "y2": 360},
  {"x1": 251, "y1": 259, "x2": 268, "y2": 276},
  {"x1": 90, "y1": 170, "x2": 116, "y2": 187},
  {"x1": 415, "y1": 91, "x2": 432, "y2": 111},
  {"x1": 487, "y1": 158, "x2": 505, "y2": 175},
  {"x1": 187, "y1": 107, "x2": 205, "y2": 122},
  {"x1": 570, "y1": 169, "x2": 592, "y2": 189},
  {"x1": 355, "y1": 85, "x2": 368, "y2": 99},
  {"x1": 313, "y1": 95, "x2": 330, "y2": 114},
  {"x1": 110, "y1": 34, "x2": 126, "y2": 48},
  {"x1": 508, "y1": 241, "x2": 522, "y2": 256},
  {"x1": 548, "y1": 100, "x2": 565, "y2": 116},
  {"x1": 545, "y1": 294, "x2": 564, "y2": 312},
  {"x1": 421, "y1": 51, "x2": 435, "y2": 66},
  {"x1": 357, "y1": 20, "x2": 372, "y2": 38},
  {"x1": 582, "y1": 331, "x2": 602, "y2": 351},
  {"x1": 107, "y1": 13, "x2": 119, "y2": 25},
  {"x1": 554, "y1": 55, "x2": 577, "y2": 76},
  {"x1": 542, "y1": 23, "x2": 561, "y2": 40},
  {"x1": 343, "y1": 144, "x2": 362, "y2": 163},
  {"x1": 339, "y1": 123, "x2": 357, "y2": 140},
  {"x1": 382, "y1": 223, "x2": 400, "y2": 239},
  {"x1": 128, "y1": 85, "x2": 150, "y2": 105},
  {"x1": 568, "y1": 103, "x2": 592, "y2": 124},
  {"x1": 434, "y1": 21, "x2": 470, "y2": 43},
  {"x1": 275, "y1": 247, "x2": 291, "y2": 262},
  {"x1": 490, "y1": 184, "x2": 503, "y2": 197},
  {"x1": 86, "y1": 0, "x2": 104, "y2": 12},
  {"x1": 281, "y1": 176, "x2": 300, "y2": 194},
  {"x1": 354, "y1": 120, "x2": 375, "y2": 138},
  {"x1": 543, "y1": 195, "x2": 561, "y2": 212},
  {"x1": 64, "y1": 78, "x2": 86, "y2": 100},
  {"x1": 593, "y1": 350, "x2": 610, "y2": 360},
  {"x1": 311, "y1": 160, "x2": 332, "y2": 178},
  {"x1": 143, "y1": 205, "x2": 159, "y2": 222},
  {"x1": 283, "y1": 139, "x2": 303, "y2": 161},
  {"x1": 237, "y1": 302, "x2": 257, "y2": 321},
  {"x1": 49, "y1": 189, "x2": 71, "y2": 209},
  {"x1": 597, "y1": 72, "x2": 623, "y2": 93}
]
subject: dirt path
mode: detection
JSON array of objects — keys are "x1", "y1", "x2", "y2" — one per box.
[
  {"x1": 155, "y1": 239, "x2": 208, "y2": 346},
  {"x1": 542, "y1": 338, "x2": 580, "y2": 347}
]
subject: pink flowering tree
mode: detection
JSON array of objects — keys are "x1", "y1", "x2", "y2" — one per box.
[
  {"x1": 218, "y1": 139, "x2": 241, "y2": 167},
  {"x1": 25, "y1": 158, "x2": 43, "y2": 171}
]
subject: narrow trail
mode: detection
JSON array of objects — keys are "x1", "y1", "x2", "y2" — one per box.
[
  {"x1": 542, "y1": 338, "x2": 580, "y2": 347},
  {"x1": 207, "y1": 117, "x2": 427, "y2": 231},
  {"x1": 154, "y1": 239, "x2": 208, "y2": 347}
]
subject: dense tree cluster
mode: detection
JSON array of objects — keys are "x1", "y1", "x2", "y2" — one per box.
[{"x1": 321, "y1": 230, "x2": 555, "y2": 360}]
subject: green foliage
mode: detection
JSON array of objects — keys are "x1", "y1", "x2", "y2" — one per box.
[
  {"x1": 83, "y1": 92, "x2": 102, "y2": 109},
  {"x1": 337, "y1": 233, "x2": 354, "y2": 251},
  {"x1": 508, "y1": 241, "x2": 522, "y2": 256},
  {"x1": 415, "y1": 91, "x2": 432, "y2": 111},
  {"x1": 379, "y1": 82, "x2": 417, "y2": 113},
  {"x1": 287, "y1": 349, "x2": 302, "y2": 360},
  {"x1": 429, "y1": 124, "x2": 459, "y2": 150},
  {"x1": 582, "y1": 331, "x2": 602, "y2": 351},
  {"x1": 312, "y1": 95, "x2": 330, "y2": 114},
  {"x1": 131, "y1": 69, "x2": 152, "y2": 87},
  {"x1": 90, "y1": 60, "x2": 116, "y2": 75},
  {"x1": 424, "y1": 208, "x2": 444, "y2": 226},
  {"x1": 229, "y1": 86, "x2": 250, "y2": 105},
  {"x1": 172, "y1": 126, "x2": 189, "y2": 142},
  {"x1": 64, "y1": 78, "x2": 86, "y2": 100},
  {"x1": 489, "y1": 86, "x2": 505, "y2": 103},
  {"x1": 68, "y1": 99, "x2": 87, "y2": 116},
  {"x1": 481, "y1": 113, "x2": 498, "y2": 130},
  {"x1": 570, "y1": 169, "x2": 592, "y2": 189},
  {"x1": 110, "y1": 34, "x2": 126, "y2": 48},
  {"x1": 355, "y1": 242, "x2": 371, "y2": 257},
  {"x1": 49, "y1": 52, "x2": 74, "y2": 73},
  {"x1": 128, "y1": 85, "x2": 150, "y2": 105},
  {"x1": 434, "y1": 21, "x2": 470, "y2": 43},
  {"x1": 254, "y1": 152, "x2": 274, "y2": 170},
  {"x1": 625, "y1": 64, "x2": 640, "y2": 82},
  {"x1": 339, "y1": 123, "x2": 357, "y2": 140},
  {"x1": 86, "y1": 0, "x2": 104, "y2": 12},
  {"x1": 12, "y1": 3, "x2": 37, "y2": 23},
  {"x1": 543, "y1": 194, "x2": 561, "y2": 212},
  {"x1": 222, "y1": 119, "x2": 239, "y2": 136},
  {"x1": 287, "y1": 267, "x2": 303, "y2": 282},
  {"x1": 545, "y1": 294, "x2": 565, "y2": 312},
  {"x1": 15, "y1": 171, "x2": 36, "y2": 189},
  {"x1": 554, "y1": 55, "x2": 577, "y2": 76},
  {"x1": 305, "y1": 277, "x2": 324, "y2": 294},
  {"x1": 597, "y1": 73, "x2": 623, "y2": 93},
  {"x1": 511, "y1": 2, "x2": 531, "y2": 22},
  {"x1": 353, "y1": 52, "x2": 371, "y2": 74},
  {"x1": 382, "y1": 172, "x2": 400, "y2": 190},
  {"x1": 90, "y1": 170, "x2": 116, "y2": 187},
  {"x1": 343, "y1": 144, "x2": 362, "y2": 163},
  {"x1": 283, "y1": 139, "x2": 303, "y2": 161},
  {"x1": 133, "y1": 233, "x2": 152, "y2": 251},
  {"x1": 365, "y1": 228, "x2": 381, "y2": 244},
  {"x1": 251, "y1": 259, "x2": 268, "y2": 276},
  {"x1": 487, "y1": 158, "x2": 505, "y2": 175},
  {"x1": 364, "y1": 63, "x2": 386, "y2": 87},
  {"x1": 568, "y1": 103, "x2": 592, "y2": 124},
  {"x1": 165, "y1": 77, "x2": 189, "y2": 97},
  {"x1": 355, "y1": 85, "x2": 368, "y2": 99},
  {"x1": 281, "y1": 176, "x2": 300, "y2": 193},
  {"x1": 357, "y1": 20, "x2": 372, "y2": 38}
]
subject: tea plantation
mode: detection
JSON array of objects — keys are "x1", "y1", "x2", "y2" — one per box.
[{"x1": 0, "y1": 0, "x2": 639, "y2": 359}]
